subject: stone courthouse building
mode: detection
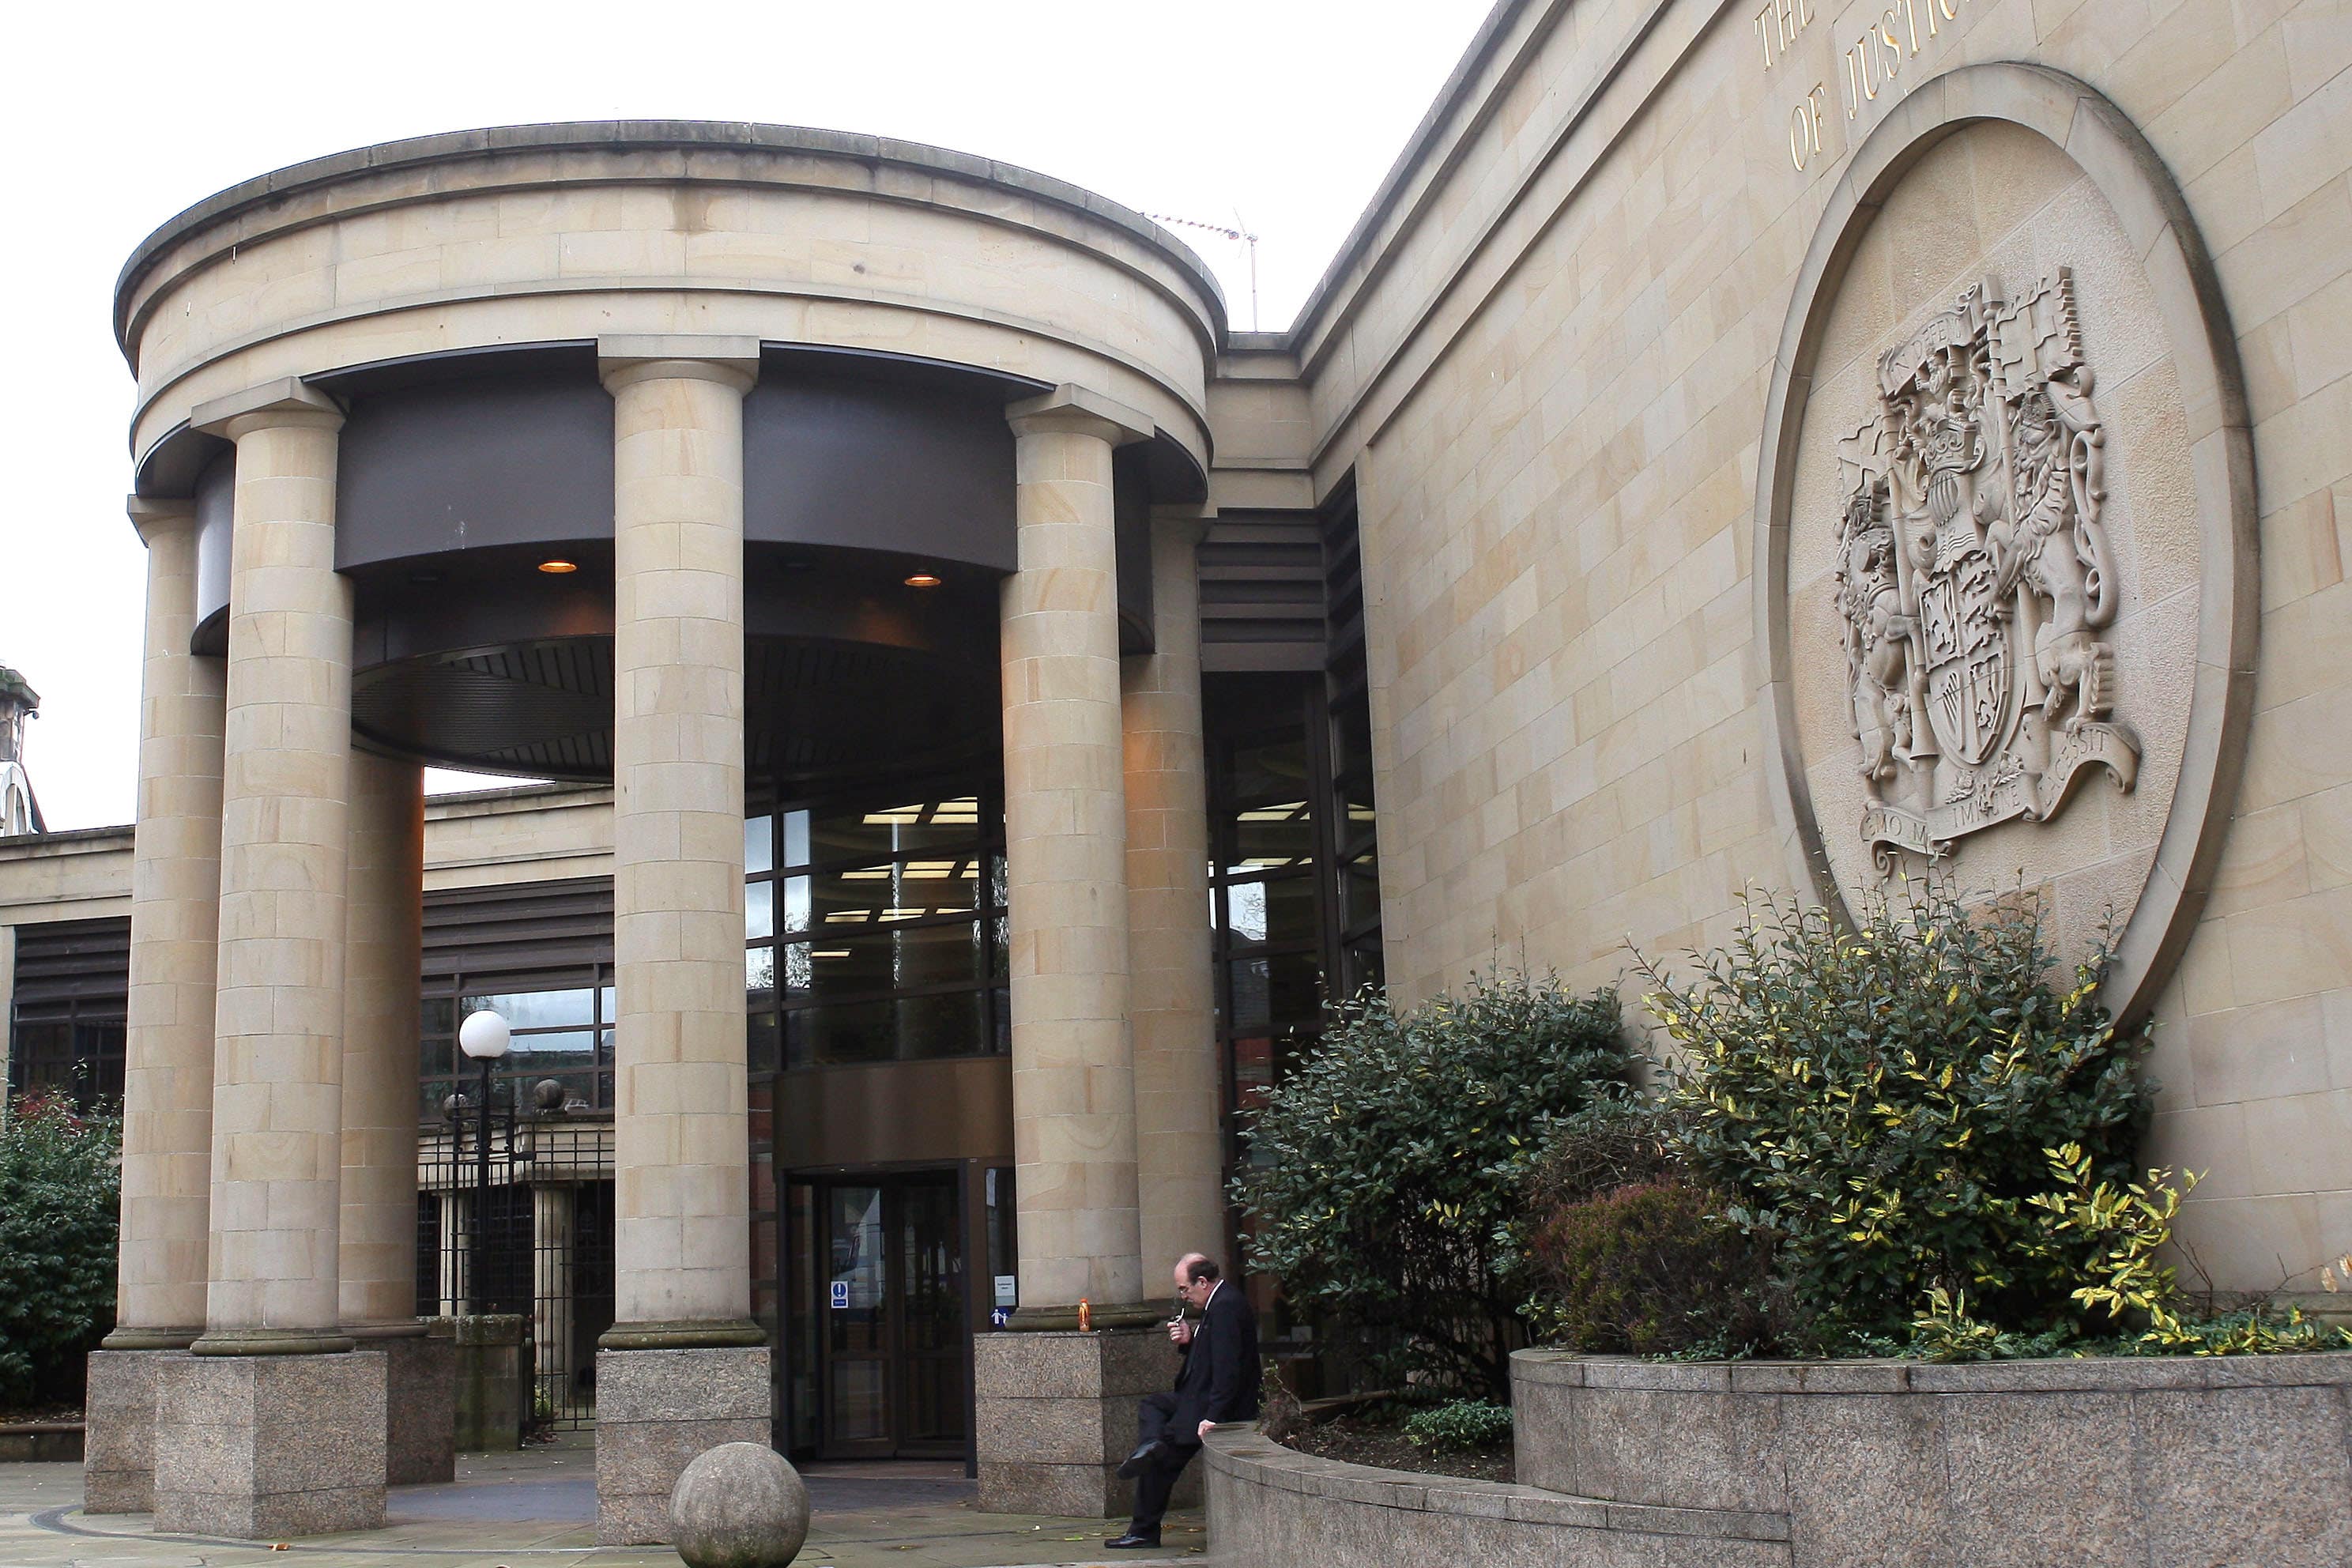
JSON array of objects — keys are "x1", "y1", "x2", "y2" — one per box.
[{"x1": 0, "y1": 0, "x2": 2345, "y2": 1544}]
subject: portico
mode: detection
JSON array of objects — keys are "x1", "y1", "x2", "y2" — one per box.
[{"x1": 90, "y1": 124, "x2": 1238, "y2": 1545}]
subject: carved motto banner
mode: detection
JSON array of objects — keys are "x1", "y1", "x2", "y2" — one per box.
[{"x1": 1834, "y1": 268, "x2": 2139, "y2": 863}]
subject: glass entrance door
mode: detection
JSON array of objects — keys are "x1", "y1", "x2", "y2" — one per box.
[{"x1": 816, "y1": 1171, "x2": 967, "y2": 1458}]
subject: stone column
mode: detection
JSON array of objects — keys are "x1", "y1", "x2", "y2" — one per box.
[
  {"x1": 593, "y1": 337, "x2": 768, "y2": 1547},
  {"x1": 154, "y1": 379, "x2": 386, "y2": 1540},
  {"x1": 532, "y1": 1182, "x2": 575, "y2": 1400},
  {"x1": 439, "y1": 1191, "x2": 470, "y2": 1316},
  {"x1": 341, "y1": 750, "x2": 450, "y2": 1483},
  {"x1": 87, "y1": 496, "x2": 224, "y2": 1513},
  {"x1": 1121, "y1": 511, "x2": 1225, "y2": 1276},
  {"x1": 978, "y1": 385, "x2": 1178, "y2": 1518}
]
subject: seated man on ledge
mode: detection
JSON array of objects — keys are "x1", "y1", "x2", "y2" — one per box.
[{"x1": 1105, "y1": 1251, "x2": 1261, "y2": 1551}]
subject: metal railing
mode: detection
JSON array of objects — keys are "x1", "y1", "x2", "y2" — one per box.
[{"x1": 416, "y1": 1082, "x2": 615, "y2": 1433}]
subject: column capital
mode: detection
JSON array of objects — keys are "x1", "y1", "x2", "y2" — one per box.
[
  {"x1": 126, "y1": 493, "x2": 198, "y2": 546},
  {"x1": 1006, "y1": 383, "x2": 1155, "y2": 447},
  {"x1": 597, "y1": 334, "x2": 760, "y2": 394},
  {"x1": 190, "y1": 377, "x2": 344, "y2": 442}
]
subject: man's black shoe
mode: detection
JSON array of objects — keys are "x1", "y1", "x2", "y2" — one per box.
[
  {"x1": 1114, "y1": 1442, "x2": 1159, "y2": 1479},
  {"x1": 1103, "y1": 1531, "x2": 1161, "y2": 1549}
]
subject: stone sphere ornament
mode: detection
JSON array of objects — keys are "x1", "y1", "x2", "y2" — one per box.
[{"x1": 669, "y1": 1442, "x2": 811, "y2": 1568}]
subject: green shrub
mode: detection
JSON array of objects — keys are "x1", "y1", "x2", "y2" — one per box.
[
  {"x1": 1402, "y1": 1397, "x2": 1514, "y2": 1453},
  {"x1": 0, "y1": 1091, "x2": 121, "y2": 1405},
  {"x1": 1233, "y1": 974, "x2": 1629, "y2": 1400},
  {"x1": 1525, "y1": 1178, "x2": 1778, "y2": 1355},
  {"x1": 1634, "y1": 880, "x2": 2157, "y2": 1345},
  {"x1": 1518, "y1": 1092, "x2": 1682, "y2": 1216}
]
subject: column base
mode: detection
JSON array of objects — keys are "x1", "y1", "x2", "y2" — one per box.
[
  {"x1": 351, "y1": 1323, "x2": 455, "y2": 1484},
  {"x1": 154, "y1": 1350, "x2": 388, "y2": 1539},
  {"x1": 594, "y1": 1344, "x2": 771, "y2": 1546},
  {"x1": 974, "y1": 1325, "x2": 1187, "y2": 1517},
  {"x1": 84, "y1": 1346, "x2": 192, "y2": 1513},
  {"x1": 443, "y1": 1314, "x2": 526, "y2": 1453}
]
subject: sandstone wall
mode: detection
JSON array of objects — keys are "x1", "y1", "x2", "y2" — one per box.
[{"x1": 1306, "y1": 0, "x2": 2350, "y2": 1285}]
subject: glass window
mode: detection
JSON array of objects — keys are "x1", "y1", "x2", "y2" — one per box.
[
  {"x1": 785, "y1": 992, "x2": 990, "y2": 1069},
  {"x1": 503, "y1": 1030, "x2": 596, "y2": 1071},
  {"x1": 1223, "y1": 874, "x2": 1318, "y2": 951},
  {"x1": 1227, "y1": 953, "x2": 1323, "y2": 1032},
  {"x1": 788, "y1": 797, "x2": 987, "y2": 869},
  {"x1": 745, "y1": 815, "x2": 775, "y2": 876},
  {"x1": 782, "y1": 922, "x2": 984, "y2": 1001},
  {"x1": 753, "y1": 782, "x2": 1004, "y2": 1071},
  {"x1": 1228, "y1": 736, "x2": 1311, "y2": 802},
  {"x1": 1228, "y1": 801, "x2": 1314, "y2": 876},
  {"x1": 461, "y1": 990, "x2": 594, "y2": 1031}
]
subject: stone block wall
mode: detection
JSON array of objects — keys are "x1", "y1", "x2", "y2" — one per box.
[
  {"x1": 1510, "y1": 1348, "x2": 2352, "y2": 1566},
  {"x1": 1296, "y1": 0, "x2": 2352, "y2": 1291}
]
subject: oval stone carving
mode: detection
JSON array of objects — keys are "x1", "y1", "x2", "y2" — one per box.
[{"x1": 1752, "y1": 65, "x2": 2256, "y2": 1023}]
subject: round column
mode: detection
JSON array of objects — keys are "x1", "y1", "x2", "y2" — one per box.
[
  {"x1": 339, "y1": 750, "x2": 424, "y2": 1332},
  {"x1": 196, "y1": 383, "x2": 355, "y2": 1354},
  {"x1": 87, "y1": 496, "x2": 228, "y2": 1517},
  {"x1": 1121, "y1": 511, "x2": 1224, "y2": 1276},
  {"x1": 110, "y1": 496, "x2": 225, "y2": 1348},
  {"x1": 1001, "y1": 386, "x2": 1152, "y2": 1317},
  {"x1": 598, "y1": 339, "x2": 760, "y2": 1340},
  {"x1": 592, "y1": 338, "x2": 767, "y2": 1551}
]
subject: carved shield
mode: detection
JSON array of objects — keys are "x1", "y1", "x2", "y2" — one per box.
[{"x1": 1915, "y1": 530, "x2": 2011, "y2": 767}]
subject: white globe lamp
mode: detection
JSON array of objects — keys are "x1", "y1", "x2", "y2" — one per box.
[{"x1": 458, "y1": 1009, "x2": 511, "y2": 1061}]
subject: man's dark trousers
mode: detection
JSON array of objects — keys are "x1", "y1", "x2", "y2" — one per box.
[{"x1": 1128, "y1": 1391, "x2": 1195, "y2": 1536}]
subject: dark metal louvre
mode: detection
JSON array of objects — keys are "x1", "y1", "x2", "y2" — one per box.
[
  {"x1": 424, "y1": 876, "x2": 612, "y2": 993},
  {"x1": 11, "y1": 918, "x2": 131, "y2": 1012},
  {"x1": 1198, "y1": 511, "x2": 1326, "y2": 672}
]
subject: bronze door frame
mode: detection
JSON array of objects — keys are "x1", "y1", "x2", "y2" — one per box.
[{"x1": 805, "y1": 1167, "x2": 967, "y2": 1461}]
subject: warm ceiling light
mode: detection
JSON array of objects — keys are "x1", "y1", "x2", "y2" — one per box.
[
  {"x1": 537, "y1": 559, "x2": 579, "y2": 575},
  {"x1": 903, "y1": 572, "x2": 942, "y2": 588}
]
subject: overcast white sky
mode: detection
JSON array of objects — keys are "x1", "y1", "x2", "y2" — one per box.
[{"x1": 0, "y1": 0, "x2": 1491, "y2": 831}]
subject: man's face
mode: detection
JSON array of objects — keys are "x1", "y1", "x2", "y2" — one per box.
[{"x1": 1174, "y1": 1265, "x2": 1211, "y2": 1307}]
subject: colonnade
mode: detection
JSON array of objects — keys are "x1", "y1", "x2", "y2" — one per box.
[{"x1": 89, "y1": 345, "x2": 1226, "y2": 1544}]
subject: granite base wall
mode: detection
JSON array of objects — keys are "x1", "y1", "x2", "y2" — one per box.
[
  {"x1": 1202, "y1": 1426, "x2": 1790, "y2": 1567},
  {"x1": 974, "y1": 1326, "x2": 1198, "y2": 1517},
  {"x1": 152, "y1": 1351, "x2": 388, "y2": 1539},
  {"x1": 83, "y1": 1348, "x2": 186, "y2": 1513},
  {"x1": 1511, "y1": 1349, "x2": 2352, "y2": 1568},
  {"x1": 446, "y1": 1314, "x2": 525, "y2": 1453},
  {"x1": 594, "y1": 1345, "x2": 770, "y2": 1547},
  {"x1": 380, "y1": 1329, "x2": 455, "y2": 1484}
]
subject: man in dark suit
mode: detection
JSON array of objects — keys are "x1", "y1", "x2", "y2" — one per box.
[{"x1": 1104, "y1": 1252, "x2": 1260, "y2": 1551}]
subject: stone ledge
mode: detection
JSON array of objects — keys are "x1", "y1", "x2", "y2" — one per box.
[
  {"x1": 1204, "y1": 1426, "x2": 1791, "y2": 1561},
  {"x1": 1514, "y1": 1348, "x2": 2352, "y2": 1397},
  {"x1": 1510, "y1": 1349, "x2": 2352, "y2": 1566},
  {"x1": 0, "y1": 1422, "x2": 83, "y2": 1463}
]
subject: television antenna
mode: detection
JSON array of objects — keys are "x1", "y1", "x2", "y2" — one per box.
[{"x1": 1148, "y1": 210, "x2": 1261, "y2": 332}]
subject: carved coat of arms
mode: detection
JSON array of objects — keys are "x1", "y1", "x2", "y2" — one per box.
[{"x1": 1834, "y1": 270, "x2": 2139, "y2": 862}]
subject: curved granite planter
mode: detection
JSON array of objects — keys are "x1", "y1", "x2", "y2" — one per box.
[
  {"x1": 1512, "y1": 1348, "x2": 2352, "y2": 1568},
  {"x1": 1201, "y1": 1425, "x2": 1790, "y2": 1567}
]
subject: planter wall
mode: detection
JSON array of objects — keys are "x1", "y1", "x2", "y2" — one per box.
[
  {"x1": 1513, "y1": 1348, "x2": 2352, "y2": 1568},
  {"x1": 1203, "y1": 1425, "x2": 1789, "y2": 1568}
]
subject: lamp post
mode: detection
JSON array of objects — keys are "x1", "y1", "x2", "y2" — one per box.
[{"x1": 458, "y1": 1010, "x2": 511, "y2": 1315}]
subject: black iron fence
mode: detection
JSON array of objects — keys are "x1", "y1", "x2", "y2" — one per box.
[{"x1": 416, "y1": 1084, "x2": 616, "y2": 1432}]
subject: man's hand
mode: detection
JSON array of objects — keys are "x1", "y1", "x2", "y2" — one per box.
[
  {"x1": 1168, "y1": 1317, "x2": 1193, "y2": 1345},
  {"x1": 1197, "y1": 1419, "x2": 1215, "y2": 1441}
]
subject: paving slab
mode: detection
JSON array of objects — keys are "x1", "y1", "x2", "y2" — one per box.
[{"x1": 1, "y1": 1446, "x2": 1209, "y2": 1568}]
